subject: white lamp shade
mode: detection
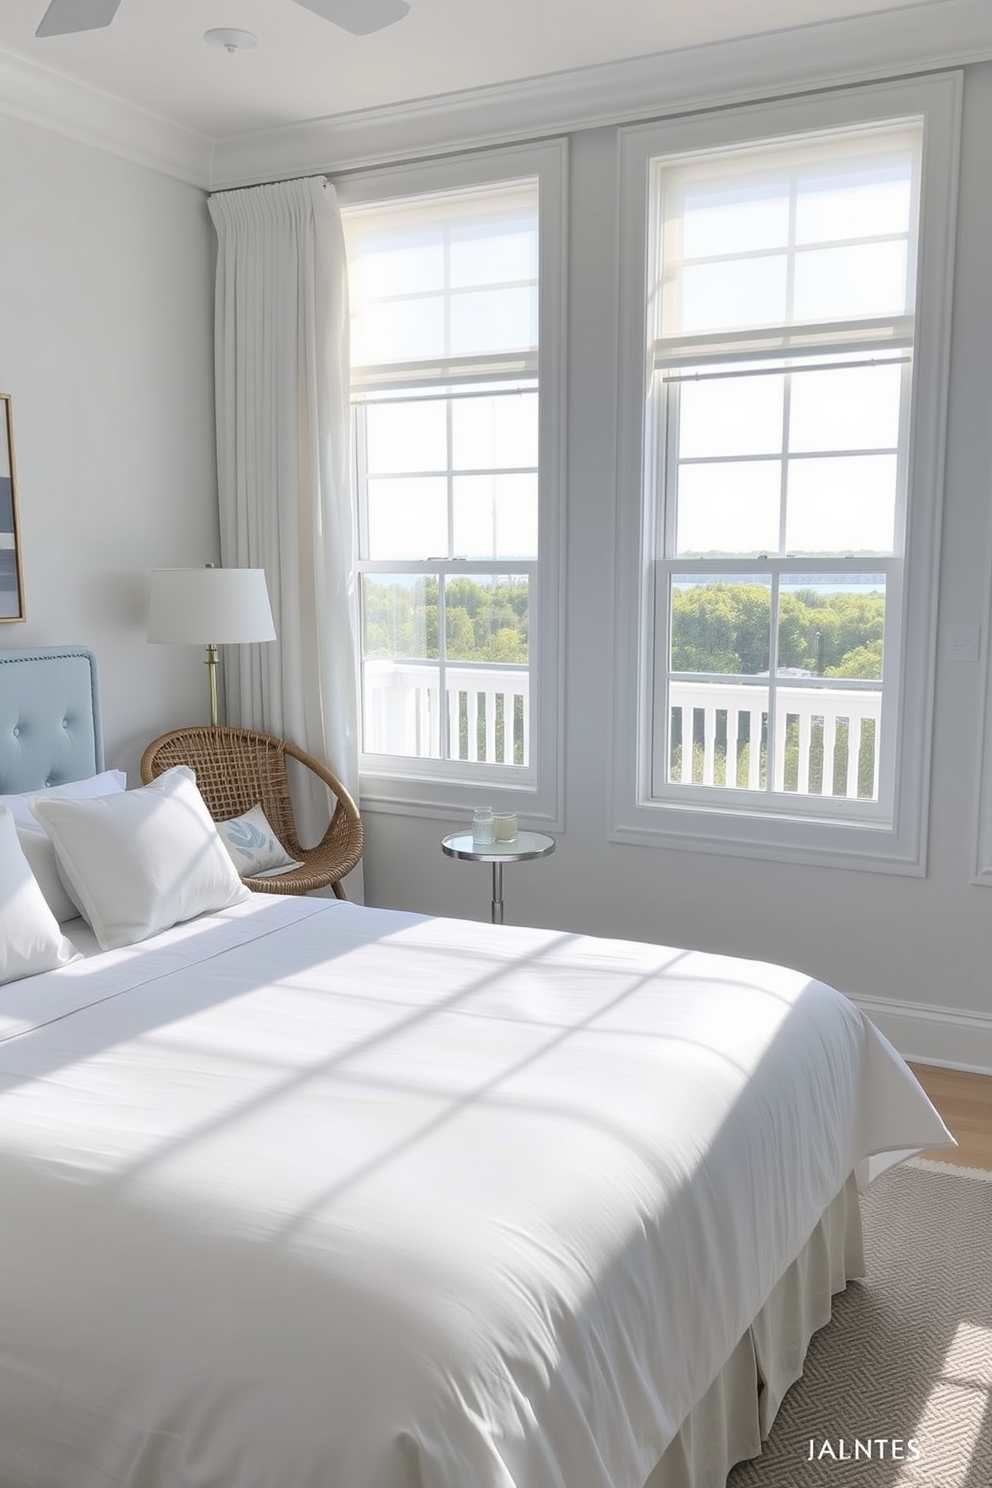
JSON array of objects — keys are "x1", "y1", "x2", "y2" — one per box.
[{"x1": 148, "y1": 568, "x2": 276, "y2": 646}]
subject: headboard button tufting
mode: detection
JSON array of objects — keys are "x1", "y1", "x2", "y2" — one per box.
[{"x1": 0, "y1": 648, "x2": 104, "y2": 790}]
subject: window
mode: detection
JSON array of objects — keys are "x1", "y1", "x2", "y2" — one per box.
[
  {"x1": 341, "y1": 144, "x2": 564, "y2": 821},
  {"x1": 614, "y1": 78, "x2": 960, "y2": 872}
]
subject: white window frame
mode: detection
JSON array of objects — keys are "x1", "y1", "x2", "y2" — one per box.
[
  {"x1": 612, "y1": 75, "x2": 961, "y2": 874},
  {"x1": 338, "y1": 140, "x2": 566, "y2": 826}
]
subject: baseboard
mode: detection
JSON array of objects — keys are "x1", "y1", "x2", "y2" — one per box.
[{"x1": 851, "y1": 993, "x2": 992, "y2": 1076}]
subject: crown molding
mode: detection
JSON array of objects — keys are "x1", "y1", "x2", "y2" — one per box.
[
  {"x1": 0, "y1": 45, "x2": 212, "y2": 188},
  {"x1": 1, "y1": 0, "x2": 990, "y2": 191},
  {"x1": 209, "y1": 0, "x2": 992, "y2": 189}
]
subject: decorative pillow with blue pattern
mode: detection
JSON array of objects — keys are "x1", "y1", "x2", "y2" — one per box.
[{"x1": 216, "y1": 804, "x2": 304, "y2": 878}]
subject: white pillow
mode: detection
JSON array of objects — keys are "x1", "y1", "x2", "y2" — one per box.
[
  {"x1": 216, "y1": 804, "x2": 303, "y2": 879},
  {"x1": 33, "y1": 766, "x2": 251, "y2": 951},
  {"x1": 5, "y1": 773, "x2": 127, "y2": 924},
  {"x1": 15, "y1": 823, "x2": 79, "y2": 922},
  {"x1": 0, "y1": 768, "x2": 127, "y2": 828},
  {"x1": 0, "y1": 806, "x2": 80, "y2": 982}
]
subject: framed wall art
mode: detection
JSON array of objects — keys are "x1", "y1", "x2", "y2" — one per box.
[{"x1": 0, "y1": 395, "x2": 24, "y2": 622}]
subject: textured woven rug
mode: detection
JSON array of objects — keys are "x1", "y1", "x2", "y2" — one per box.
[{"x1": 727, "y1": 1158, "x2": 992, "y2": 1488}]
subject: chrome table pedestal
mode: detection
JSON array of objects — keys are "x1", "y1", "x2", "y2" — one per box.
[{"x1": 441, "y1": 831, "x2": 556, "y2": 924}]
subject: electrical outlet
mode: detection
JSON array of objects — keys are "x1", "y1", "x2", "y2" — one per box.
[{"x1": 945, "y1": 624, "x2": 981, "y2": 662}]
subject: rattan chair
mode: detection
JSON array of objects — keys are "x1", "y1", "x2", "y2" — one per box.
[{"x1": 139, "y1": 725, "x2": 363, "y2": 898}]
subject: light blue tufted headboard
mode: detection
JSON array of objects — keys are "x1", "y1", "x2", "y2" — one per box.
[{"x1": 0, "y1": 647, "x2": 105, "y2": 793}]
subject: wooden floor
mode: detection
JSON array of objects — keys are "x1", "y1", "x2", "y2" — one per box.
[{"x1": 910, "y1": 1063, "x2": 992, "y2": 1169}]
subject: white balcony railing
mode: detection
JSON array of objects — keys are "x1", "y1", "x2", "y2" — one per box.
[
  {"x1": 362, "y1": 662, "x2": 881, "y2": 799},
  {"x1": 668, "y1": 680, "x2": 882, "y2": 798},
  {"x1": 363, "y1": 659, "x2": 529, "y2": 766}
]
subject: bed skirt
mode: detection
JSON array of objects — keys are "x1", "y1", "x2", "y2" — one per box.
[{"x1": 643, "y1": 1174, "x2": 865, "y2": 1488}]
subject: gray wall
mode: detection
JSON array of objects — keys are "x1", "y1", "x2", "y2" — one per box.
[
  {"x1": 0, "y1": 113, "x2": 218, "y2": 780},
  {"x1": 361, "y1": 63, "x2": 992, "y2": 1070}
]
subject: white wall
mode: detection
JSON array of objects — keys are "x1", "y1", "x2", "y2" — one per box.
[
  {"x1": 361, "y1": 62, "x2": 992, "y2": 1071},
  {"x1": 0, "y1": 113, "x2": 217, "y2": 781}
]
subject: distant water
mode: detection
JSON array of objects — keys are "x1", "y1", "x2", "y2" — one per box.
[
  {"x1": 782, "y1": 576, "x2": 885, "y2": 593},
  {"x1": 678, "y1": 574, "x2": 885, "y2": 593}
]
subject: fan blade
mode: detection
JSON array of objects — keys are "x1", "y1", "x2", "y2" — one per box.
[
  {"x1": 291, "y1": 0, "x2": 409, "y2": 36},
  {"x1": 36, "y1": 0, "x2": 121, "y2": 37}
]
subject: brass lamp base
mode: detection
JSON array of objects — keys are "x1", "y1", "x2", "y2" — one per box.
[{"x1": 205, "y1": 643, "x2": 219, "y2": 727}]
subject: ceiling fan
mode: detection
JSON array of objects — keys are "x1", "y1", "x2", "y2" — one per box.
[{"x1": 36, "y1": 0, "x2": 409, "y2": 39}]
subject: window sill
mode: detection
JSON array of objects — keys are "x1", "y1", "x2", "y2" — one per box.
[
  {"x1": 609, "y1": 796, "x2": 926, "y2": 876},
  {"x1": 360, "y1": 766, "x2": 562, "y2": 830}
]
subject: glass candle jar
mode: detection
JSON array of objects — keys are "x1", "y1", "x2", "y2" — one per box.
[
  {"x1": 493, "y1": 811, "x2": 518, "y2": 843},
  {"x1": 472, "y1": 807, "x2": 495, "y2": 846}
]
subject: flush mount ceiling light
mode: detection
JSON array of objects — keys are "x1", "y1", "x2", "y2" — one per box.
[{"x1": 204, "y1": 27, "x2": 258, "y2": 52}]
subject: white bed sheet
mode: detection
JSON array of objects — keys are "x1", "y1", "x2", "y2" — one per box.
[{"x1": 0, "y1": 896, "x2": 950, "y2": 1488}]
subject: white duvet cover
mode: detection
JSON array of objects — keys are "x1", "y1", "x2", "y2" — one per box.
[{"x1": 0, "y1": 897, "x2": 949, "y2": 1488}]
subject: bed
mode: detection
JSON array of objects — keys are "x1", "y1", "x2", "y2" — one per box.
[{"x1": 0, "y1": 647, "x2": 951, "y2": 1488}]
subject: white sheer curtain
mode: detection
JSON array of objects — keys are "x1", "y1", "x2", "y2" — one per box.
[{"x1": 208, "y1": 177, "x2": 360, "y2": 876}]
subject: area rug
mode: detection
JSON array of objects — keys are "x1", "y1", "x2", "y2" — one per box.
[{"x1": 727, "y1": 1158, "x2": 992, "y2": 1487}]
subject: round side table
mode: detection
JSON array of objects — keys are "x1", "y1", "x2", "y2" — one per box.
[{"x1": 441, "y1": 830, "x2": 555, "y2": 924}]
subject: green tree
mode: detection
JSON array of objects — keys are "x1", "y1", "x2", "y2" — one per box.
[
  {"x1": 825, "y1": 640, "x2": 883, "y2": 680},
  {"x1": 671, "y1": 581, "x2": 884, "y2": 677},
  {"x1": 364, "y1": 574, "x2": 530, "y2": 663},
  {"x1": 444, "y1": 606, "x2": 476, "y2": 659},
  {"x1": 484, "y1": 626, "x2": 528, "y2": 663},
  {"x1": 362, "y1": 577, "x2": 438, "y2": 659},
  {"x1": 671, "y1": 582, "x2": 771, "y2": 674}
]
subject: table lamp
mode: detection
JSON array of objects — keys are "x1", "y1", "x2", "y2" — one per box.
[{"x1": 148, "y1": 565, "x2": 276, "y2": 726}]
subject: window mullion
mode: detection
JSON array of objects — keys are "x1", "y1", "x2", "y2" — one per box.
[
  {"x1": 437, "y1": 573, "x2": 449, "y2": 762},
  {"x1": 779, "y1": 375, "x2": 791, "y2": 557},
  {"x1": 767, "y1": 570, "x2": 782, "y2": 795},
  {"x1": 893, "y1": 358, "x2": 914, "y2": 556},
  {"x1": 354, "y1": 405, "x2": 370, "y2": 560},
  {"x1": 655, "y1": 562, "x2": 671, "y2": 797},
  {"x1": 784, "y1": 166, "x2": 799, "y2": 335},
  {"x1": 662, "y1": 380, "x2": 678, "y2": 559},
  {"x1": 659, "y1": 380, "x2": 679, "y2": 796},
  {"x1": 443, "y1": 224, "x2": 452, "y2": 360}
]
